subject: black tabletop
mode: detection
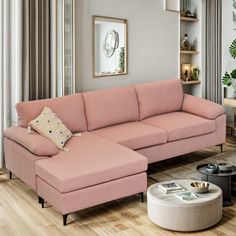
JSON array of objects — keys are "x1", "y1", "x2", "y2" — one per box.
[{"x1": 197, "y1": 164, "x2": 236, "y2": 177}]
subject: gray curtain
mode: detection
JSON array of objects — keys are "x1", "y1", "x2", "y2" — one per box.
[{"x1": 205, "y1": 0, "x2": 222, "y2": 104}]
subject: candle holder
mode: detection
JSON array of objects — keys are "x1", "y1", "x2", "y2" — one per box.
[{"x1": 181, "y1": 63, "x2": 191, "y2": 81}]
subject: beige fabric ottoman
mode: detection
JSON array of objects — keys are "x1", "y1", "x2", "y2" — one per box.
[{"x1": 147, "y1": 179, "x2": 222, "y2": 232}]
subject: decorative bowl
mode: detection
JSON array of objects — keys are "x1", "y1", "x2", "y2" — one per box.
[
  {"x1": 206, "y1": 163, "x2": 219, "y2": 174},
  {"x1": 191, "y1": 182, "x2": 209, "y2": 193},
  {"x1": 218, "y1": 163, "x2": 233, "y2": 172}
]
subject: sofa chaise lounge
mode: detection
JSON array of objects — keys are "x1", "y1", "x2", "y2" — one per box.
[{"x1": 4, "y1": 79, "x2": 226, "y2": 225}]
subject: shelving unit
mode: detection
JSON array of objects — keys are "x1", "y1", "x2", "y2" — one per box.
[
  {"x1": 179, "y1": 0, "x2": 203, "y2": 97},
  {"x1": 180, "y1": 50, "x2": 199, "y2": 54},
  {"x1": 180, "y1": 16, "x2": 198, "y2": 22}
]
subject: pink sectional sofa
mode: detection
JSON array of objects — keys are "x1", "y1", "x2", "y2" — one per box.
[{"x1": 4, "y1": 79, "x2": 226, "y2": 225}]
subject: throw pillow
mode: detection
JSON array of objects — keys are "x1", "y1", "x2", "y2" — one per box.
[{"x1": 27, "y1": 106, "x2": 73, "y2": 150}]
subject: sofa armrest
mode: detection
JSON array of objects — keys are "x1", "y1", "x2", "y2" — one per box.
[
  {"x1": 4, "y1": 127, "x2": 59, "y2": 156},
  {"x1": 182, "y1": 94, "x2": 225, "y2": 120}
]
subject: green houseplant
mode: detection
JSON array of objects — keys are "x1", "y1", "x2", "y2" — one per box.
[
  {"x1": 192, "y1": 67, "x2": 200, "y2": 80},
  {"x1": 222, "y1": 39, "x2": 236, "y2": 98}
]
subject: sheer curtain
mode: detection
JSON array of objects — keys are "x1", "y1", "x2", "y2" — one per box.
[
  {"x1": 0, "y1": 0, "x2": 51, "y2": 167},
  {"x1": 50, "y1": 0, "x2": 75, "y2": 97},
  {"x1": 0, "y1": 0, "x2": 23, "y2": 167}
]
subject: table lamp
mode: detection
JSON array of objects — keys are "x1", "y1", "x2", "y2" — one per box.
[{"x1": 181, "y1": 63, "x2": 191, "y2": 81}]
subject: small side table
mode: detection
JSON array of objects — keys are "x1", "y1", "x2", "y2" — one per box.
[
  {"x1": 224, "y1": 98, "x2": 236, "y2": 141},
  {"x1": 197, "y1": 164, "x2": 236, "y2": 207}
]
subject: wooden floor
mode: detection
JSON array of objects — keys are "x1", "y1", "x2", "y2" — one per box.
[{"x1": 0, "y1": 143, "x2": 236, "y2": 236}]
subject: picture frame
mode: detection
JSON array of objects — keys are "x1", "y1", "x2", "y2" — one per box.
[
  {"x1": 163, "y1": 0, "x2": 180, "y2": 13},
  {"x1": 93, "y1": 16, "x2": 128, "y2": 78}
]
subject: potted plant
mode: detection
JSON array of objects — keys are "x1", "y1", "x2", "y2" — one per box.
[
  {"x1": 192, "y1": 67, "x2": 200, "y2": 80},
  {"x1": 222, "y1": 39, "x2": 236, "y2": 98}
]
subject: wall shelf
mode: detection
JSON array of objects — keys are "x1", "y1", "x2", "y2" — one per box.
[
  {"x1": 179, "y1": 0, "x2": 202, "y2": 95},
  {"x1": 181, "y1": 80, "x2": 201, "y2": 85},
  {"x1": 180, "y1": 17, "x2": 198, "y2": 22},
  {"x1": 180, "y1": 50, "x2": 199, "y2": 54}
]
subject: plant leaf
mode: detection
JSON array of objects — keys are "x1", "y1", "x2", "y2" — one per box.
[
  {"x1": 222, "y1": 72, "x2": 232, "y2": 86},
  {"x1": 229, "y1": 39, "x2": 236, "y2": 59},
  {"x1": 231, "y1": 69, "x2": 236, "y2": 79}
]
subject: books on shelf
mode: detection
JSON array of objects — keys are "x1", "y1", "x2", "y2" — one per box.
[
  {"x1": 175, "y1": 191, "x2": 198, "y2": 201},
  {"x1": 157, "y1": 182, "x2": 185, "y2": 194}
]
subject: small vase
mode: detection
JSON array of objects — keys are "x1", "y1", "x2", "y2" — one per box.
[
  {"x1": 233, "y1": 92, "x2": 236, "y2": 99},
  {"x1": 181, "y1": 34, "x2": 191, "y2": 51}
]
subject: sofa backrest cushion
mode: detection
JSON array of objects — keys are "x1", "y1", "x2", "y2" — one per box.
[
  {"x1": 134, "y1": 79, "x2": 184, "y2": 120},
  {"x1": 16, "y1": 94, "x2": 87, "y2": 132},
  {"x1": 83, "y1": 86, "x2": 139, "y2": 131}
]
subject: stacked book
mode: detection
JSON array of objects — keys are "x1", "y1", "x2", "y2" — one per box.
[
  {"x1": 157, "y1": 182, "x2": 185, "y2": 194},
  {"x1": 175, "y1": 192, "x2": 198, "y2": 201},
  {"x1": 157, "y1": 182, "x2": 198, "y2": 201}
]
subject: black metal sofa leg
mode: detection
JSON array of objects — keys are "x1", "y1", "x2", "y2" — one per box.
[
  {"x1": 38, "y1": 196, "x2": 45, "y2": 208},
  {"x1": 9, "y1": 171, "x2": 12, "y2": 179},
  {"x1": 220, "y1": 144, "x2": 223, "y2": 153},
  {"x1": 63, "y1": 214, "x2": 68, "y2": 226},
  {"x1": 140, "y1": 192, "x2": 145, "y2": 202}
]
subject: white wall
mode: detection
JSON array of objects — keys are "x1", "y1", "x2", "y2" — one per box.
[
  {"x1": 222, "y1": 0, "x2": 236, "y2": 97},
  {"x1": 75, "y1": 0, "x2": 179, "y2": 92}
]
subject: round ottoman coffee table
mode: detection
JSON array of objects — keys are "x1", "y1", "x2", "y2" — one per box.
[{"x1": 147, "y1": 179, "x2": 222, "y2": 232}]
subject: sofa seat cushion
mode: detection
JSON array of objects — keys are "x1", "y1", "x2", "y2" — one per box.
[
  {"x1": 142, "y1": 112, "x2": 216, "y2": 142},
  {"x1": 92, "y1": 122, "x2": 168, "y2": 150},
  {"x1": 35, "y1": 133, "x2": 148, "y2": 193}
]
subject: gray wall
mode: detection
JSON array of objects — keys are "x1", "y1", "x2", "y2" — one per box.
[{"x1": 75, "y1": 0, "x2": 179, "y2": 92}]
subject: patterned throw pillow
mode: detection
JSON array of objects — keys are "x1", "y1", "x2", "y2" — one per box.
[{"x1": 27, "y1": 106, "x2": 73, "y2": 151}]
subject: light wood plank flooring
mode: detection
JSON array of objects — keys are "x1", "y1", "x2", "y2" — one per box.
[{"x1": 0, "y1": 143, "x2": 236, "y2": 236}]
